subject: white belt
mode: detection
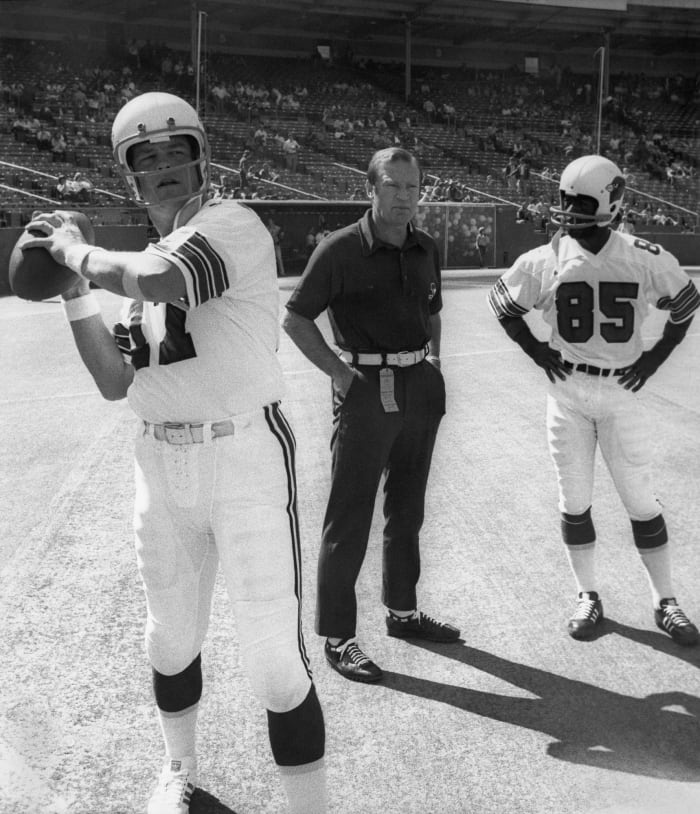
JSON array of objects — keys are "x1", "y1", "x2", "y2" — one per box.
[
  {"x1": 338, "y1": 347, "x2": 428, "y2": 367},
  {"x1": 143, "y1": 419, "x2": 236, "y2": 444}
]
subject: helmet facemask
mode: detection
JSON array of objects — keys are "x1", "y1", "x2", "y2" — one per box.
[
  {"x1": 551, "y1": 193, "x2": 602, "y2": 232},
  {"x1": 123, "y1": 134, "x2": 208, "y2": 207}
]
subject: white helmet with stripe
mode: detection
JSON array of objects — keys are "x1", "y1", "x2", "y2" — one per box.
[
  {"x1": 111, "y1": 92, "x2": 210, "y2": 206},
  {"x1": 550, "y1": 154, "x2": 626, "y2": 230}
]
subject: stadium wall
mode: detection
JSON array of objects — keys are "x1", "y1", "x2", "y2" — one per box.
[
  {"x1": 242, "y1": 201, "x2": 552, "y2": 272},
  {"x1": 1, "y1": 209, "x2": 698, "y2": 297}
]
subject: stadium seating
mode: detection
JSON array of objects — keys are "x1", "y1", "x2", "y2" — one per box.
[{"x1": 0, "y1": 37, "x2": 696, "y2": 231}]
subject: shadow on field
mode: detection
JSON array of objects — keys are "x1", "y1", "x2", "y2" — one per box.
[
  {"x1": 604, "y1": 618, "x2": 700, "y2": 668},
  {"x1": 381, "y1": 636, "x2": 700, "y2": 781},
  {"x1": 191, "y1": 788, "x2": 239, "y2": 813},
  {"x1": 536, "y1": 615, "x2": 700, "y2": 665}
]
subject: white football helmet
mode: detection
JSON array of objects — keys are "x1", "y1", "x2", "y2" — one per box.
[
  {"x1": 550, "y1": 155, "x2": 625, "y2": 230},
  {"x1": 111, "y1": 92, "x2": 210, "y2": 206}
]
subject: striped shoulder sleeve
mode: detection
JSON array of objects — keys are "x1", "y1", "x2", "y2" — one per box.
[
  {"x1": 657, "y1": 279, "x2": 700, "y2": 324},
  {"x1": 487, "y1": 248, "x2": 546, "y2": 319},
  {"x1": 488, "y1": 278, "x2": 529, "y2": 318},
  {"x1": 146, "y1": 230, "x2": 229, "y2": 308}
]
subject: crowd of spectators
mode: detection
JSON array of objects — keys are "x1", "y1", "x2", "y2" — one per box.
[
  {"x1": 0, "y1": 36, "x2": 696, "y2": 230},
  {"x1": 209, "y1": 74, "x2": 307, "y2": 118},
  {"x1": 399, "y1": 63, "x2": 696, "y2": 215}
]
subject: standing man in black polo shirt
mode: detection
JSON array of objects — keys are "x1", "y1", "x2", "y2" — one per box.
[{"x1": 282, "y1": 147, "x2": 460, "y2": 683}]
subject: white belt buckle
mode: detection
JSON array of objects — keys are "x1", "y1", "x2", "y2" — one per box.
[
  {"x1": 163, "y1": 423, "x2": 194, "y2": 444},
  {"x1": 397, "y1": 350, "x2": 413, "y2": 367}
]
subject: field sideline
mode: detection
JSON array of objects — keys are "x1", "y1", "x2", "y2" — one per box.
[{"x1": 1, "y1": 271, "x2": 699, "y2": 814}]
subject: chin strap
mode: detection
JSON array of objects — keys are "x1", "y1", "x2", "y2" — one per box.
[{"x1": 549, "y1": 227, "x2": 563, "y2": 254}]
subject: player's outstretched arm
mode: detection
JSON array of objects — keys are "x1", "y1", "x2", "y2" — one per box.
[
  {"x1": 618, "y1": 316, "x2": 694, "y2": 392},
  {"x1": 22, "y1": 212, "x2": 186, "y2": 303},
  {"x1": 62, "y1": 279, "x2": 134, "y2": 401},
  {"x1": 497, "y1": 314, "x2": 570, "y2": 383}
]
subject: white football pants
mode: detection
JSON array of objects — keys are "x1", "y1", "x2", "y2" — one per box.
[
  {"x1": 132, "y1": 403, "x2": 312, "y2": 714},
  {"x1": 546, "y1": 372, "x2": 661, "y2": 522}
]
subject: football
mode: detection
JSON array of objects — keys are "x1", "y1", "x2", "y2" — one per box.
[{"x1": 8, "y1": 211, "x2": 96, "y2": 301}]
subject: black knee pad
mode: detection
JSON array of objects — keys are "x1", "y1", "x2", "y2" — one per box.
[
  {"x1": 631, "y1": 514, "x2": 668, "y2": 550},
  {"x1": 561, "y1": 507, "x2": 596, "y2": 546},
  {"x1": 267, "y1": 683, "x2": 325, "y2": 767},
  {"x1": 153, "y1": 653, "x2": 203, "y2": 713}
]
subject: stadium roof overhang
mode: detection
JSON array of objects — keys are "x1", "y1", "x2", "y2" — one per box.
[{"x1": 2, "y1": 0, "x2": 699, "y2": 59}]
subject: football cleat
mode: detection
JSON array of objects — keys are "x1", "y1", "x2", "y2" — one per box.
[
  {"x1": 655, "y1": 598, "x2": 699, "y2": 646},
  {"x1": 567, "y1": 591, "x2": 604, "y2": 639},
  {"x1": 147, "y1": 756, "x2": 197, "y2": 814}
]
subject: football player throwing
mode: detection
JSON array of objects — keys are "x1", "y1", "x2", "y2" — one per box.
[{"x1": 23, "y1": 93, "x2": 328, "y2": 813}]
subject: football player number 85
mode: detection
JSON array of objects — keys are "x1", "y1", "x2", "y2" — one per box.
[{"x1": 556, "y1": 281, "x2": 640, "y2": 343}]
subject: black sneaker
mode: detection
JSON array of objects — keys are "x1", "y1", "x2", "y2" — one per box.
[
  {"x1": 567, "y1": 591, "x2": 603, "y2": 640},
  {"x1": 324, "y1": 638, "x2": 383, "y2": 683},
  {"x1": 386, "y1": 611, "x2": 460, "y2": 642},
  {"x1": 654, "y1": 598, "x2": 699, "y2": 646}
]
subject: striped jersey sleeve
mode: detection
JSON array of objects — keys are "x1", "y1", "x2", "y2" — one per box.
[
  {"x1": 657, "y1": 279, "x2": 700, "y2": 324},
  {"x1": 488, "y1": 278, "x2": 529, "y2": 318},
  {"x1": 487, "y1": 247, "x2": 547, "y2": 319},
  {"x1": 146, "y1": 229, "x2": 229, "y2": 308}
]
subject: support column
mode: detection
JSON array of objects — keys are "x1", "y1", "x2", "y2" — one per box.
[{"x1": 404, "y1": 20, "x2": 412, "y2": 102}]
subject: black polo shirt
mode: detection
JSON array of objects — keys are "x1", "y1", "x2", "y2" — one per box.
[{"x1": 286, "y1": 210, "x2": 442, "y2": 353}]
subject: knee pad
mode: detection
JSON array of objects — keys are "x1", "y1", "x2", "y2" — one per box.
[
  {"x1": 267, "y1": 683, "x2": 325, "y2": 766},
  {"x1": 153, "y1": 653, "x2": 202, "y2": 713},
  {"x1": 561, "y1": 507, "x2": 596, "y2": 546},
  {"x1": 631, "y1": 514, "x2": 668, "y2": 550}
]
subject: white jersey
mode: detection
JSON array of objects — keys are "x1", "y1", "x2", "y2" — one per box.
[
  {"x1": 489, "y1": 230, "x2": 700, "y2": 368},
  {"x1": 114, "y1": 198, "x2": 285, "y2": 423}
]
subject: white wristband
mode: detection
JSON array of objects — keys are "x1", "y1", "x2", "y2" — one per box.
[
  {"x1": 62, "y1": 292, "x2": 101, "y2": 322},
  {"x1": 63, "y1": 244, "x2": 104, "y2": 276}
]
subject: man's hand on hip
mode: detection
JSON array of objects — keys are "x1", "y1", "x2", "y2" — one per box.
[{"x1": 333, "y1": 362, "x2": 360, "y2": 398}]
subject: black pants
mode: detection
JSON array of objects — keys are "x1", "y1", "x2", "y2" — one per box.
[{"x1": 315, "y1": 361, "x2": 446, "y2": 639}]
